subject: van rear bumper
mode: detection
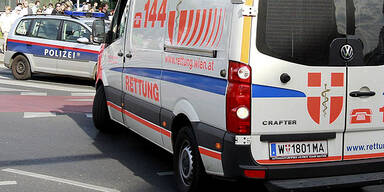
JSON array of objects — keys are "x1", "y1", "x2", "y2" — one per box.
[
  {"x1": 265, "y1": 171, "x2": 384, "y2": 192},
  {"x1": 222, "y1": 133, "x2": 384, "y2": 190}
]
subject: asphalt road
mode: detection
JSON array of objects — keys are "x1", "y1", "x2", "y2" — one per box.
[{"x1": 0, "y1": 53, "x2": 382, "y2": 192}]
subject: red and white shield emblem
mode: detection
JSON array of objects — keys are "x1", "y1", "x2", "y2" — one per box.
[{"x1": 307, "y1": 73, "x2": 344, "y2": 124}]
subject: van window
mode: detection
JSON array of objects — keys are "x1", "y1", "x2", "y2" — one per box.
[
  {"x1": 61, "y1": 21, "x2": 91, "y2": 42},
  {"x1": 15, "y1": 19, "x2": 32, "y2": 36},
  {"x1": 257, "y1": 0, "x2": 384, "y2": 66},
  {"x1": 110, "y1": 0, "x2": 128, "y2": 42},
  {"x1": 30, "y1": 19, "x2": 61, "y2": 40},
  {"x1": 257, "y1": 0, "x2": 344, "y2": 66}
]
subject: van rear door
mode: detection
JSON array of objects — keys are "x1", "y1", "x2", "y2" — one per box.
[
  {"x1": 343, "y1": 1, "x2": 384, "y2": 161},
  {"x1": 250, "y1": 0, "x2": 348, "y2": 164}
]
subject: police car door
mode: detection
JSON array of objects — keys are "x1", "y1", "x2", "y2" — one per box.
[
  {"x1": 122, "y1": 0, "x2": 163, "y2": 146},
  {"x1": 29, "y1": 19, "x2": 61, "y2": 73},
  {"x1": 58, "y1": 20, "x2": 100, "y2": 79},
  {"x1": 343, "y1": 0, "x2": 384, "y2": 161},
  {"x1": 250, "y1": 0, "x2": 347, "y2": 164}
]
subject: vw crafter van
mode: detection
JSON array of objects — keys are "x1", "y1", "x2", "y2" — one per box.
[{"x1": 91, "y1": 0, "x2": 384, "y2": 191}]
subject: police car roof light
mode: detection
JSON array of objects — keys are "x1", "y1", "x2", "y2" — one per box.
[{"x1": 64, "y1": 11, "x2": 105, "y2": 18}]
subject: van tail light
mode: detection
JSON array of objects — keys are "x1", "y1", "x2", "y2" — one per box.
[{"x1": 226, "y1": 61, "x2": 251, "y2": 135}]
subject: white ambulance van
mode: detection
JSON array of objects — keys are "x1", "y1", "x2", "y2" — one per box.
[{"x1": 92, "y1": 0, "x2": 384, "y2": 191}]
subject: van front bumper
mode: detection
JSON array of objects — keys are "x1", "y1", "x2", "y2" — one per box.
[{"x1": 222, "y1": 133, "x2": 384, "y2": 191}]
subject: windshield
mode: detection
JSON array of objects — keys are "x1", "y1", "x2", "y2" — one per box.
[{"x1": 257, "y1": 0, "x2": 384, "y2": 66}]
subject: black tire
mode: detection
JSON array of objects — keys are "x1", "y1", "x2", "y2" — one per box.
[
  {"x1": 92, "y1": 85, "x2": 116, "y2": 133},
  {"x1": 11, "y1": 55, "x2": 31, "y2": 80},
  {"x1": 174, "y1": 127, "x2": 205, "y2": 192}
]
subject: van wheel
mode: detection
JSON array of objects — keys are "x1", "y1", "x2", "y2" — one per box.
[
  {"x1": 92, "y1": 85, "x2": 115, "y2": 133},
  {"x1": 11, "y1": 55, "x2": 31, "y2": 80},
  {"x1": 174, "y1": 127, "x2": 205, "y2": 192}
]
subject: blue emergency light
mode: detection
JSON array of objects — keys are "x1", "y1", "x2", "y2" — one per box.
[{"x1": 64, "y1": 11, "x2": 105, "y2": 18}]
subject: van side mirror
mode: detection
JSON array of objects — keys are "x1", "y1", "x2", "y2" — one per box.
[{"x1": 92, "y1": 19, "x2": 106, "y2": 44}]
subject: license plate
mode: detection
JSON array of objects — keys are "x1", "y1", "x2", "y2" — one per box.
[{"x1": 269, "y1": 141, "x2": 328, "y2": 160}]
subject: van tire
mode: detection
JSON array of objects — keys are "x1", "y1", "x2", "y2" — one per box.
[
  {"x1": 174, "y1": 126, "x2": 205, "y2": 192},
  {"x1": 92, "y1": 85, "x2": 115, "y2": 133},
  {"x1": 11, "y1": 55, "x2": 31, "y2": 80}
]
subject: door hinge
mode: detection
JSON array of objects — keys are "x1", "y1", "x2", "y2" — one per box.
[{"x1": 242, "y1": 5, "x2": 257, "y2": 17}]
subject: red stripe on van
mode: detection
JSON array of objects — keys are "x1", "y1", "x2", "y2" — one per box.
[
  {"x1": 215, "y1": 9, "x2": 226, "y2": 48},
  {"x1": 344, "y1": 153, "x2": 384, "y2": 160},
  {"x1": 211, "y1": 9, "x2": 222, "y2": 47},
  {"x1": 181, "y1": 10, "x2": 195, "y2": 46},
  {"x1": 199, "y1": 9, "x2": 213, "y2": 47},
  {"x1": 186, "y1": 10, "x2": 201, "y2": 46},
  {"x1": 256, "y1": 156, "x2": 342, "y2": 165},
  {"x1": 106, "y1": 101, "x2": 171, "y2": 138},
  {"x1": 193, "y1": 9, "x2": 207, "y2": 46},
  {"x1": 168, "y1": 11, "x2": 176, "y2": 45},
  {"x1": 198, "y1": 147, "x2": 222, "y2": 160},
  {"x1": 177, "y1": 10, "x2": 188, "y2": 45},
  {"x1": 206, "y1": 8, "x2": 217, "y2": 46}
]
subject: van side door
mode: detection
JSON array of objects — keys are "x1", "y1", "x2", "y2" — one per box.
[
  {"x1": 122, "y1": 0, "x2": 164, "y2": 147},
  {"x1": 101, "y1": 0, "x2": 130, "y2": 125}
]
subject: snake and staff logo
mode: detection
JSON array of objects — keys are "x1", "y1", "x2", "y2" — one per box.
[{"x1": 307, "y1": 73, "x2": 344, "y2": 125}]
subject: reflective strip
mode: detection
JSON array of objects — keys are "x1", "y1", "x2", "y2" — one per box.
[
  {"x1": 240, "y1": 0, "x2": 254, "y2": 64},
  {"x1": 344, "y1": 153, "x2": 384, "y2": 160},
  {"x1": 198, "y1": 146, "x2": 222, "y2": 160},
  {"x1": 106, "y1": 101, "x2": 171, "y2": 137},
  {"x1": 256, "y1": 156, "x2": 342, "y2": 165}
]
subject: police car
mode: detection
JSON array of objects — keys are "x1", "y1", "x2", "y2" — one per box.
[
  {"x1": 4, "y1": 12, "x2": 104, "y2": 80},
  {"x1": 92, "y1": 0, "x2": 384, "y2": 191}
]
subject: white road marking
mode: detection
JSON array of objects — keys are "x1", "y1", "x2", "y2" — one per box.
[
  {"x1": 21, "y1": 92, "x2": 47, "y2": 96},
  {"x1": 0, "y1": 75, "x2": 11, "y2": 80},
  {"x1": 156, "y1": 171, "x2": 174, "y2": 176},
  {"x1": 0, "y1": 78, "x2": 95, "y2": 93},
  {"x1": 0, "y1": 181, "x2": 17, "y2": 186},
  {"x1": 2, "y1": 168, "x2": 120, "y2": 192},
  {"x1": 67, "y1": 99, "x2": 94, "y2": 102},
  {"x1": 0, "y1": 87, "x2": 29, "y2": 92},
  {"x1": 71, "y1": 92, "x2": 95, "y2": 96},
  {"x1": 23, "y1": 112, "x2": 56, "y2": 118},
  {"x1": 85, "y1": 113, "x2": 93, "y2": 118}
]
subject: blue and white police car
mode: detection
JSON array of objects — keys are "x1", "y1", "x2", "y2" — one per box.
[{"x1": 4, "y1": 12, "x2": 105, "y2": 80}]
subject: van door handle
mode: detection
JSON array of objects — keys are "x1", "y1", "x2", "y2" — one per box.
[
  {"x1": 349, "y1": 91, "x2": 376, "y2": 97},
  {"x1": 117, "y1": 52, "x2": 124, "y2": 57},
  {"x1": 126, "y1": 53, "x2": 132, "y2": 59}
]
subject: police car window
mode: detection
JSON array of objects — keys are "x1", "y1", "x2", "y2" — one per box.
[
  {"x1": 15, "y1": 19, "x2": 32, "y2": 36},
  {"x1": 257, "y1": 0, "x2": 346, "y2": 66},
  {"x1": 31, "y1": 19, "x2": 61, "y2": 40},
  {"x1": 62, "y1": 21, "x2": 91, "y2": 42}
]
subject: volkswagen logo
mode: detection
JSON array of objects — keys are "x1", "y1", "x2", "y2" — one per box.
[{"x1": 340, "y1": 44, "x2": 354, "y2": 61}]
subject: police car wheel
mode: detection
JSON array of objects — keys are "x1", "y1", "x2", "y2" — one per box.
[
  {"x1": 174, "y1": 127, "x2": 205, "y2": 192},
  {"x1": 92, "y1": 85, "x2": 115, "y2": 133},
  {"x1": 11, "y1": 55, "x2": 31, "y2": 80}
]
